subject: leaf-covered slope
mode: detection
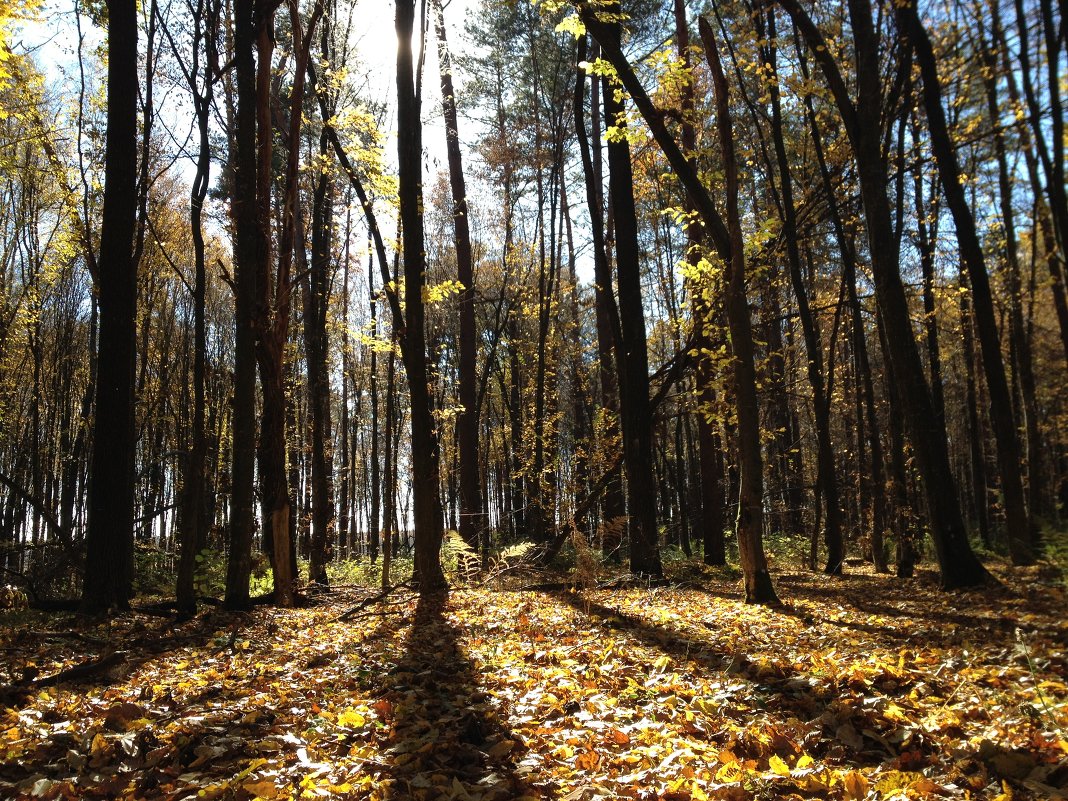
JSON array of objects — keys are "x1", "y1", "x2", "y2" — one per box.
[{"x1": 1, "y1": 567, "x2": 1066, "y2": 800}]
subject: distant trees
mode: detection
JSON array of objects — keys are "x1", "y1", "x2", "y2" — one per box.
[{"x1": 0, "y1": 0, "x2": 1064, "y2": 610}]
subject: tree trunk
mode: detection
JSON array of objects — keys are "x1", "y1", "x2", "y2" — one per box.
[
  {"x1": 897, "y1": 1, "x2": 1034, "y2": 564},
  {"x1": 82, "y1": 0, "x2": 138, "y2": 613},
  {"x1": 396, "y1": 0, "x2": 446, "y2": 592},
  {"x1": 580, "y1": 3, "x2": 777, "y2": 601},
  {"x1": 779, "y1": 0, "x2": 990, "y2": 588},
  {"x1": 600, "y1": 17, "x2": 661, "y2": 578},
  {"x1": 433, "y1": 0, "x2": 484, "y2": 552},
  {"x1": 177, "y1": 0, "x2": 218, "y2": 615},
  {"x1": 699, "y1": 18, "x2": 777, "y2": 604},
  {"x1": 764, "y1": 9, "x2": 843, "y2": 572},
  {"x1": 572, "y1": 36, "x2": 626, "y2": 558},
  {"x1": 305, "y1": 157, "x2": 335, "y2": 585},
  {"x1": 978, "y1": 28, "x2": 1047, "y2": 521},
  {"x1": 225, "y1": 0, "x2": 269, "y2": 611}
]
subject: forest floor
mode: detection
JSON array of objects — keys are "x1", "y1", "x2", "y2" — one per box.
[{"x1": 1, "y1": 560, "x2": 1067, "y2": 800}]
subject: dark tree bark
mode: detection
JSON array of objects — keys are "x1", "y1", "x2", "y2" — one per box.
[
  {"x1": 778, "y1": 0, "x2": 990, "y2": 589},
  {"x1": 579, "y1": 2, "x2": 777, "y2": 602},
  {"x1": 300, "y1": 0, "x2": 334, "y2": 587},
  {"x1": 763, "y1": 8, "x2": 843, "y2": 573},
  {"x1": 959, "y1": 270, "x2": 992, "y2": 547},
  {"x1": 909, "y1": 119, "x2": 946, "y2": 429},
  {"x1": 166, "y1": 0, "x2": 220, "y2": 616},
  {"x1": 396, "y1": 0, "x2": 446, "y2": 591},
  {"x1": 976, "y1": 20, "x2": 1047, "y2": 521},
  {"x1": 598, "y1": 18, "x2": 661, "y2": 578},
  {"x1": 795, "y1": 34, "x2": 888, "y2": 572},
  {"x1": 433, "y1": 0, "x2": 484, "y2": 552},
  {"x1": 82, "y1": 0, "x2": 138, "y2": 613},
  {"x1": 305, "y1": 148, "x2": 335, "y2": 585},
  {"x1": 896, "y1": 1, "x2": 1034, "y2": 564},
  {"x1": 698, "y1": 17, "x2": 777, "y2": 604},
  {"x1": 672, "y1": 0, "x2": 726, "y2": 565},
  {"x1": 368, "y1": 252, "x2": 381, "y2": 564},
  {"x1": 225, "y1": 0, "x2": 269, "y2": 611},
  {"x1": 572, "y1": 36, "x2": 626, "y2": 558}
]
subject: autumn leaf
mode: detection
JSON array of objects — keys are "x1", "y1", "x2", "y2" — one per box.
[
  {"x1": 842, "y1": 770, "x2": 870, "y2": 799},
  {"x1": 575, "y1": 748, "x2": 601, "y2": 771},
  {"x1": 768, "y1": 754, "x2": 791, "y2": 776}
]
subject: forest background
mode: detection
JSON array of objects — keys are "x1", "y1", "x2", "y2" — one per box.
[{"x1": 0, "y1": 0, "x2": 1065, "y2": 605}]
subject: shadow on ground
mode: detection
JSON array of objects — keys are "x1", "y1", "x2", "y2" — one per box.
[{"x1": 373, "y1": 591, "x2": 534, "y2": 800}]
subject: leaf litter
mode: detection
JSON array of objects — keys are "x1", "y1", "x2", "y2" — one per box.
[{"x1": 1, "y1": 563, "x2": 1066, "y2": 800}]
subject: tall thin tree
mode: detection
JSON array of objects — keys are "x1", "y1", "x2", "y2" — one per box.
[
  {"x1": 82, "y1": 0, "x2": 139, "y2": 613},
  {"x1": 397, "y1": 0, "x2": 446, "y2": 591}
]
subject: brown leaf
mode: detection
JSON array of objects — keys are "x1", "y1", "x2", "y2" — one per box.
[{"x1": 575, "y1": 748, "x2": 600, "y2": 771}]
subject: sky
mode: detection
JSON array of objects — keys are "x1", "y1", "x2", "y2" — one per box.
[{"x1": 356, "y1": 0, "x2": 476, "y2": 143}]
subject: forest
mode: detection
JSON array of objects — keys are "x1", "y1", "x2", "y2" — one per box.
[{"x1": 0, "y1": 0, "x2": 1067, "y2": 797}]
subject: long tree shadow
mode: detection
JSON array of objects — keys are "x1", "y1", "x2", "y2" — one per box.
[
  {"x1": 544, "y1": 589, "x2": 839, "y2": 718},
  {"x1": 374, "y1": 591, "x2": 534, "y2": 800},
  {"x1": 773, "y1": 572, "x2": 1068, "y2": 645},
  {"x1": 678, "y1": 580, "x2": 919, "y2": 646}
]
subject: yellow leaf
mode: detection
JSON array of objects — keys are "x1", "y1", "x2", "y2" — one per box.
[
  {"x1": 336, "y1": 708, "x2": 366, "y2": 728},
  {"x1": 242, "y1": 779, "x2": 286, "y2": 800},
  {"x1": 843, "y1": 770, "x2": 869, "y2": 800},
  {"x1": 715, "y1": 761, "x2": 742, "y2": 782},
  {"x1": 90, "y1": 733, "x2": 108, "y2": 757},
  {"x1": 796, "y1": 754, "x2": 814, "y2": 769},
  {"x1": 768, "y1": 754, "x2": 790, "y2": 776}
]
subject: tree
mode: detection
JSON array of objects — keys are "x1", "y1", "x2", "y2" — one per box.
[
  {"x1": 81, "y1": 0, "x2": 138, "y2": 614},
  {"x1": 433, "y1": 0, "x2": 485, "y2": 554},
  {"x1": 397, "y1": 0, "x2": 446, "y2": 592},
  {"x1": 778, "y1": 0, "x2": 991, "y2": 589},
  {"x1": 225, "y1": 0, "x2": 268, "y2": 611},
  {"x1": 896, "y1": 0, "x2": 1034, "y2": 564},
  {"x1": 576, "y1": 2, "x2": 778, "y2": 603},
  {"x1": 598, "y1": 13, "x2": 662, "y2": 578}
]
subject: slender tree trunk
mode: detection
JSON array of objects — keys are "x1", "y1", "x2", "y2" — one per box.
[
  {"x1": 698, "y1": 18, "x2": 777, "y2": 603},
  {"x1": 82, "y1": 0, "x2": 138, "y2": 613},
  {"x1": 177, "y1": 0, "x2": 217, "y2": 615},
  {"x1": 369, "y1": 251, "x2": 381, "y2": 564},
  {"x1": 572, "y1": 36, "x2": 626, "y2": 558},
  {"x1": 764, "y1": 9, "x2": 842, "y2": 572},
  {"x1": 337, "y1": 219, "x2": 352, "y2": 559},
  {"x1": 978, "y1": 28, "x2": 1046, "y2": 520},
  {"x1": 959, "y1": 270, "x2": 992, "y2": 547},
  {"x1": 779, "y1": 0, "x2": 990, "y2": 588},
  {"x1": 898, "y1": 1, "x2": 1034, "y2": 564},
  {"x1": 225, "y1": 0, "x2": 268, "y2": 611},
  {"x1": 672, "y1": 0, "x2": 725, "y2": 568},
  {"x1": 384, "y1": 340, "x2": 397, "y2": 568},
  {"x1": 580, "y1": 3, "x2": 776, "y2": 599},
  {"x1": 910, "y1": 121, "x2": 946, "y2": 428},
  {"x1": 600, "y1": 18, "x2": 661, "y2": 578},
  {"x1": 305, "y1": 157, "x2": 335, "y2": 585},
  {"x1": 433, "y1": 0, "x2": 483, "y2": 551},
  {"x1": 396, "y1": 0, "x2": 446, "y2": 591}
]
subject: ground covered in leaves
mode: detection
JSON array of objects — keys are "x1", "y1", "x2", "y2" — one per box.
[{"x1": 1, "y1": 563, "x2": 1067, "y2": 800}]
